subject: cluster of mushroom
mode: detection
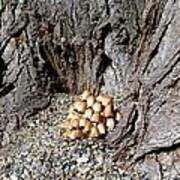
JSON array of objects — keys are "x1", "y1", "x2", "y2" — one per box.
[{"x1": 63, "y1": 90, "x2": 115, "y2": 139}]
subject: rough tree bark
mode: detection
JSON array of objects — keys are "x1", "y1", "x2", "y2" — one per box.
[{"x1": 0, "y1": 0, "x2": 180, "y2": 179}]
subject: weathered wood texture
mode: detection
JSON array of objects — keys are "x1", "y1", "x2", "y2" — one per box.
[{"x1": 0, "y1": 0, "x2": 180, "y2": 179}]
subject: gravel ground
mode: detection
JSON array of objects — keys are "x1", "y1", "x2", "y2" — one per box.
[{"x1": 0, "y1": 93, "x2": 137, "y2": 180}]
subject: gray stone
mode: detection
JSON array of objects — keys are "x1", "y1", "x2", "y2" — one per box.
[
  {"x1": 2, "y1": 132, "x2": 10, "y2": 146},
  {"x1": 77, "y1": 156, "x2": 89, "y2": 163}
]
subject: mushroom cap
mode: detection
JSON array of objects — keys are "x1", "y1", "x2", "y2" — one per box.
[
  {"x1": 93, "y1": 102, "x2": 102, "y2": 113},
  {"x1": 69, "y1": 129, "x2": 82, "y2": 139},
  {"x1": 63, "y1": 119, "x2": 72, "y2": 130},
  {"x1": 91, "y1": 113, "x2": 101, "y2": 123},
  {"x1": 68, "y1": 105, "x2": 75, "y2": 113},
  {"x1": 79, "y1": 118, "x2": 87, "y2": 127},
  {"x1": 67, "y1": 113, "x2": 80, "y2": 120},
  {"x1": 80, "y1": 90, "x2": 91, "y2": 100},
  {"x1": 70, "y1": 118, "x2": 79, "y2": 128},
  {"x1": 106, "y1": 118, "x2": 115, "y2": 130},
  {"x1": 83, "y1": 121, "x2": 92, "y2": 134},
  {"x1": 74, "y1": 101, "x2": 87, "y2": 113},
  {"x1": 97, "y1": 123, "x2": 106, "y2": 135},
  {"x1": 75, "y1": 129, "x2": 83, "y2": 138},
  {"x1": 89, "y1": 126, "x2": 99, "y2": 138},
  {"x1": 104, "y1": 104, "x2": 114, "y2": 118},
  {"x1": 96, "y1": 95, "x2": 104, "y2": 102},
  {"x1": 96, "y1": 95, "x2": 112, "y2": 107},
  {"x1": 63, "y1": 129, "x2": 71, "y2": 138},
  {"x1": 83, "y1": 108, "x2": 93, "y2": 120},
  {"x1": 87, "y1": 95, "x2": 95, "y2": 107}
]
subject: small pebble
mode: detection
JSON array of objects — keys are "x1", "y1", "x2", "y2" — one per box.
[
  {"x1": 77, "y1": 156, "x2": 89, "y2": 163},
  {"x1": 10, "y1": 174, "x2": 18, "y2": 180}
]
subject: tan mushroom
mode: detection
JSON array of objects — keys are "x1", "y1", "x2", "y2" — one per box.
[
  {"x1": 104, "y1": 104, "x2": 114, "y2": 118},
  {"x1": 66, "y1": 113, "x2": 80, "y2": 120},
  {"x1": 93, "y1": 102, "x2": 102, "y2": 113},
  {"x1": 87, "y1": 95, "x2": 95, "y2": 107},
  {"x1": 83, "y1": 121, "x2": 92, "y2": 134},
  {"x1": 63, "y1": 119, "x2": 72, "y2": 130},
  {"x1": 83, "y1": 108, "x2": 93, "y2": 120},
  {"x1": 91, "y1": 113, "x2": 101, "y2": 123},
  {"x1": 97, "y1": 123, "x2": 106, "y2": 135},
  {"x1": 74, "y1": 101, "x2": 87, "y2": 113},
  {"x1": 96, "y1": 95, "x2": 112, "y2": 107},
  {"x1": 79, "y1": 118, "x2": 87, "y2": 128},
  {"x1": 89, "y1": 126, "x2": 99, "y2": 138},
  {"x1": 63, "y1": 129, "x2": 71, "y2": 138},
  {"x1": 69, "y1": 129, "x2": 82, "y2": 139},
  {"x1": 80, "y1": 90, "x2": 91, "y2": 100},
  {"x1": 70, "y1": 118, "x2": 79, "y2": 128},
  {"x1": 64, "y1": 92, "x2": 115, "y2": 139},
  {"x1": 96, "y1": 95, "x2": 104, "y2": 102},
  {"x1": 106, "y1": 118, "x2": 115, "y2": 131},
  {"x1": 68, "y1": 105, "x2": 75, "y2": 113}
]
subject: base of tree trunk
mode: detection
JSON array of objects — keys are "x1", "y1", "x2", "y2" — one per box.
[{"x1": 0, "y1": 0, "x2": 179, "y2": 179}]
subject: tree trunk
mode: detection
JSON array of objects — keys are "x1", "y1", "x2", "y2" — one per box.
[{"x1": 0, "y1": 0, "x2": 180, "y2": 179}]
